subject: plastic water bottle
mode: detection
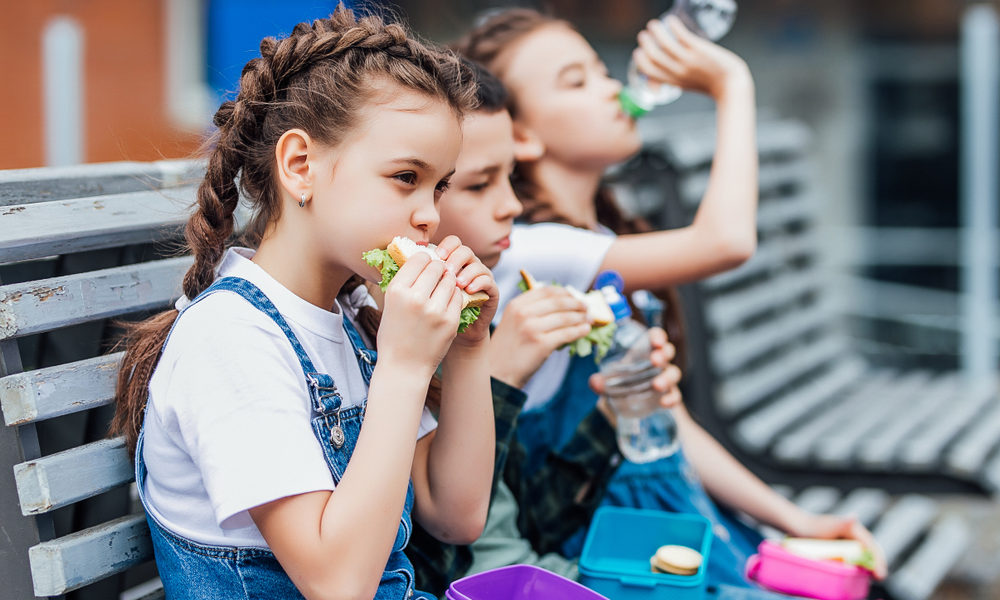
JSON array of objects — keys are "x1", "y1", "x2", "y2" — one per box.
[
  {"x1": 594, "y1": 271, "x2": 680, "y2": 463},
  {"x1": 619, "y1": 0, "x2": 738, "y2": 118}
]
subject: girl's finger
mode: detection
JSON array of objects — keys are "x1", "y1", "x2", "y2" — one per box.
[
  {"x1": 545, "y1": 323, "x2": 596, "y2": 348},
  {"x1": 652, "y1": 365, "x2": 682, "y2": 392},
  {"x1": 659, "y1": 387, "x2": 682, "y2": 409},
  {"x1": 389, "y1": 252, "x2": 431, "y2": 288},
  {"x1": 434, "y1": 235, "x2": 463, "y2": 260},
  {"x1": 456, "y1": 259, "x2": 488, "y2": 288},
  {"x1": 427, "y1": 268, "x2": 458, "y2": 312},
  {"x1": 648, "y1": 327, "x2": 668, "y2": 347},
  {"x1": 649, "y1": 343, "x2": 677, "y2": 368},
  {"x1": 636, "y1": 34, "x2": 683, "y2": 77},
  {"x1": 464, "y1": 273, "x2": 495, "y2": 296},
  {"x1": 409, "y1": 257, "x2": 448, "y2": 298},
  {"x1": 648, "y1": 18, "x2": 692, "y2": 62},
  {"x1": 530, "y1": 310, "x2": 590, "y2": 334},
  {"x1": 665, "y1": 14, "x2": 699, "y2": 49},
  {"x1": 633, "y1": 49, "x2": 679, "y2": 86}
]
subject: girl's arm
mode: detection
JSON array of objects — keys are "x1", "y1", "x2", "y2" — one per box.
[
  {"x1": 600, "y1": 17, "x2": 758, "y2": 292},
  {"x1": 673, "y1": 405, "x2": 888, "y2": 580},
  {"x1": 249, "y1": 254, "x2": 464, "y2": 600},
  {"x1": 410, "y1": 237, "x2": 497, "y2": 544}
]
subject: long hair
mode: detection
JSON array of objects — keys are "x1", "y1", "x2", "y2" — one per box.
[
  {"x1": 456, "y1": 8, "x2": 688, "y2": 367},
  {"x1": 111, "y1": 7, "x2": 477, "y2": 455}
]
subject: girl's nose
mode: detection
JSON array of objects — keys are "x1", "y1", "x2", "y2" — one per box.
[{"x1": 412, "y1": 195, "x2": 440, "y2": 233}]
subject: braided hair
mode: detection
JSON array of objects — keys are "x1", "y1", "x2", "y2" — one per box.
[{"x1": 111, "y1": 7, "x2": 477, "y2": 455}]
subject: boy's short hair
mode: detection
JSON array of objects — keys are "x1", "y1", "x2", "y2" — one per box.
[{"x1": 464, "y1": 58, "x2": 508, "y2": 113}]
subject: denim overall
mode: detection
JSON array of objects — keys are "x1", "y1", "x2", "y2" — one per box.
[
  {"x1": 136, "y1": 276, "x2": 432, "y2": 600},
  {"x1": 516, "y1": 354, "x2": 786, "y2": 600}
]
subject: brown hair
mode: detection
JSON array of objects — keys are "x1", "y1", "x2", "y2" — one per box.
[
  {"x1": 111, "y1": 6, "x2": 476, "y2": 455},
  {"x1": 456, "y1": 8, "x2": 688, "y2": 366}
]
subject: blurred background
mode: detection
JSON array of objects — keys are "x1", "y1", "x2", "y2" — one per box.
[{"x1": 1, "y1": 2, "x2": 998, "y2": 598}]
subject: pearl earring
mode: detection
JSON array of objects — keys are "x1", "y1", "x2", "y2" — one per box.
[{"x1": 298, "y1": 192, "x2": 307, "y2": 208}]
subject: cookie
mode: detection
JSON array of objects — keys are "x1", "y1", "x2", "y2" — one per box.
[{"x1": 649, "y1": 544, "x2": 702, "y2": 576}]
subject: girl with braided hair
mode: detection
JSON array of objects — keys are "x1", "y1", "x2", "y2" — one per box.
[{"x1": 110, "y1": 8, "x2": 497, "y2": 599}]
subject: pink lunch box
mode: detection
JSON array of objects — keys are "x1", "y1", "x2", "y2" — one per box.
[{"x1": 745, "y1": 540, "x2": 871, "y2": 600}]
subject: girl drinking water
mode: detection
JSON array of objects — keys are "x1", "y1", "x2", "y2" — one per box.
[
  {"x1": 111, "y1": 9, "x2": 497, "y2": 599},
  {"x1": 456, "y1": 8, "x2": 886, "y2": 592}
]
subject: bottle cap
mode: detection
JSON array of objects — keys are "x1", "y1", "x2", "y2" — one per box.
[
  {"x1": 619, "y1": 89, "x2": 650, "y2": 119},
  {"x1": 594, "y1": 270, "x2": 625, "y2": 293}
]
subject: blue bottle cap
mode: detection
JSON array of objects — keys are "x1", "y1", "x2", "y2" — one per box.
[{"x1": 594, "y1": 270, "x2": 625, "y2": 293}]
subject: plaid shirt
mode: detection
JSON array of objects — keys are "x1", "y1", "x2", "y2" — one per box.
[{"x1": 407, "y1": 378, "x2": 621, "y2": 596}]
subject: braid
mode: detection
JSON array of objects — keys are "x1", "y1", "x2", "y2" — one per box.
[{"x1": 113, "y1": 5, "x2": 476, "y2": 457}]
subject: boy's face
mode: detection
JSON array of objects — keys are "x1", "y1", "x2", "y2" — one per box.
[{"x1": 435, "y1": 109, "x2": 522, "y2": 269}]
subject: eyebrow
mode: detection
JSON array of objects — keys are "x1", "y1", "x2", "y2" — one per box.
[{"x1": 389, "y1": 157, "x2": 434, "y2": 171}]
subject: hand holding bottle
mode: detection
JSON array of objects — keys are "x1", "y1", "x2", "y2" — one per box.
[{"x1": 590, "y1": 327, "x2": 682, "y2": 410}]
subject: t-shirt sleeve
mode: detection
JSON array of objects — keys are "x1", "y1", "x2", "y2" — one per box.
[
  {"x1": 154, "y1": 300, "x2": 336, "y2": 529},
  {"x1": 492, "y1": 223, "x2": 615, "y2": 318}
]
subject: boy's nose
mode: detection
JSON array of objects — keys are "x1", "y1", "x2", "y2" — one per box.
[{"x1": 495, "y1": 179, "x2": 523, "y2": 220}]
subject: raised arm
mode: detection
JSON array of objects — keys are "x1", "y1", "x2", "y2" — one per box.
[{"x1": 601, "y1": 16, "x2": 758, "y2": 292}]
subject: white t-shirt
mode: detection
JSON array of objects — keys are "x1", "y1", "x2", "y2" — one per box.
[
  {"x1": 492, "y1": 223, "x2": 615, "y2": 410},
  {"x1": 142, "y1": 247, "x2": 437, "y2": 548}
]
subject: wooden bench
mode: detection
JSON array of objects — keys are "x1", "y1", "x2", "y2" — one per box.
[
  {"x1": 0, "y1": 160, "x2": 203, "y2": 598},
  {"x1": 609, "y1": 113, "x2": 995, "y2": 600}
]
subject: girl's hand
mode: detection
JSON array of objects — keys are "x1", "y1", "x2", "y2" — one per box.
[
  {"x1": 434, "y1": 235, "x2": 500, "y2": 347},
  {"x1": 589, "y1": 327, "x2": 682, "y2": 410},
  {"x1": 786, "y1": 513, "x2": 888, "y2": 581},
  {"x1": 377, "y1": 252, "x2": 462, "y2": 374},
  {"x1": 633, "y1": 15, "x2": 751, "y2": 101},
  {"x1": 490, "y1": 287, "x2": 592, "y2": 388}
]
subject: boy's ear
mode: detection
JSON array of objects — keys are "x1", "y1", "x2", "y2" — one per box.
[{"x1": 512, "y1": 121, "x2": 544, "y2": 161}]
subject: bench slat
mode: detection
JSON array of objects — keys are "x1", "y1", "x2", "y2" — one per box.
[
  {"x1": 771, "y1": 370, "x2": 898, "y2": 463},
  {"x1": 946, "y1": 389, "x2": 1000, "y2": 476},
  {"x1": 812, "y1": 371, "x2": 935, "y2": 467},
  {"x1": 0, "y1": 160, "x2": 202, "y2": 206},
  {"x1": 855, "y1": 373, "x2": 963, "y2": 468},
  {"x1": 1, "y1": 353, "x2": 121, "y2": 425},
  {"x1": 0, "y1": 256, "x2": 190, "y2": 340},
  {"x1": 711, "y1": 301, "x2": 831, "y2": 375},
  {"x1": 718, "y1": 334, "x2": 850, "y2": 415},
  {"x1": 898, "y1": 379, "x2": 997, "y2": 470},
  {"x1": 885, "y1": 515, "x2": 970, "y2": 600},
  {"x1": 679, "y1": 159, "x2": 811, "y2": 207},
  {"x1": 734, "y1": 358, "x2": 865, "y2": 451},
  {"x1": 832, "y1": 488, "x2": 890, "y2": 528},
  {"x1": 792, "y1": 486, "x2": 841, "y2": 514},
  {"x1": 0, "y1": 187, "x2": 195, "y2": 264},
  {"x1": 706, "y1": 268, "x2": 822, "y2": 333},
  {"x1": 14, "y1": 437, "x2": 131, "y2": 515},
  {"x1": 872, "y1": 495, "x2": 938, "y2": 566},
  {"x1": 28, "y1": 514, "x2": 152, "y2": 596},
  {"x1": 653, "y1": 117, "x2": 811, "y2": 170}
]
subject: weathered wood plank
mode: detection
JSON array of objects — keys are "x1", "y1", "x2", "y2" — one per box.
[
  {"x1": 734, "y1": 358, "x2": 865, "y2": 451},
  {"x1": 771, "y1": 370, "x2": 897, "y2": 463},
  {"x1": 886, "y1": 516, "x2": 970, "y2": 600},
  {"x1": 28, "y1": 514, "x2": 152, "y2": 596},
  {"x1": 1, "y1": 353, "x2": 121, "y2": 425},
  {"x1": 0, "y1": 160, "x2": 203, "y2": 206},
  {"x1": 0, "y1": 257, "x2": 190, "y2": 341},
  {"x1": 717, "y1": 334, "x2": 850, "y2": 416},
  {"x1": 812, "y1": 371, "x2": 934, "y2": 468},
  {"x1": 14, "y1": 437, "x2": 131, "y2": 515},
  {"x1": 0, "y1": 187, "x2": 195, "y2": 264},
  {"x1": 871, "y1": 495, "x2": 938, "y2": 566}
]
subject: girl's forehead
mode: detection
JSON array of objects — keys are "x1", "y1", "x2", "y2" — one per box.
[{"x1": 504, "y1": 24, "x2": 598, "y2": 82}]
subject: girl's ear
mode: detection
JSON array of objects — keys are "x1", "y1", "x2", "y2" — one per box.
[
  {"x1": 275, "y1": 128, "x2": 314, "y2": 204},
  {"x1": 512, "y1": 121, "x2": 545, "y2": 161}
]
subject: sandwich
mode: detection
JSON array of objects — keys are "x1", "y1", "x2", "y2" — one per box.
[
  {"x1": 781, "y1": 538, "x2": 877, "y2": 573},
  {"x1": 363, "y1": 236, "x2": 489, "y2": 333},
  {"x1": 518, "y1": 269, "x2": 617, "y2": 361}
]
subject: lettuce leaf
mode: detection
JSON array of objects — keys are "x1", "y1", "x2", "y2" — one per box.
[
  {"x1": 362, "y1": 248, "x2": 399, "y2": 291},
  {"x1": 362, "y1": 247, "x2": 483, "y2": 333},
  {"x1": 852, "y1": 548, "x2": 876, "y2": 573},
  {"x1": 458, "y1": 305, "x2": 481, "y2": 334},
  {"x1": 567, "y1": 322, "x2": 617, "y2": 363}
]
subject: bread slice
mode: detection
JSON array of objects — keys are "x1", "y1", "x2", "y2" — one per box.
[
  {"x1": 386, "y1": 236, "x2": 489, "y2": 309},
  {"x1": 519, "y1": 269, "x2": 539, "y2": 291},
  {"x1": 564, "y1": 286, "x2": 615, "y2": 327}
]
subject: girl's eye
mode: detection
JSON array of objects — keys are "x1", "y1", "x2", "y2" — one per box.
[
  {"x1": 465, "y1": 182, "x2": 489, "y2": 193},
  {"x1": 434, "y1": 179, "x2": 451, "y2": 197},
  {"x1": 394, "y1": 172, "x2": 417, "y2": 185}
]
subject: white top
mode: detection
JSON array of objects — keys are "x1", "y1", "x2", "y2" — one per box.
[
  {"x1": 492, "y1": 223, "x2": 615, "y2": 410},
  {"x1": 142, "y1": 247, "x2": 437, "y2": 548}
]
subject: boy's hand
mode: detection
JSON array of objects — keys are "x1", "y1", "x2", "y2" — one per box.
[
  {"x1": 434, "y1": 235, "x2": 499, "y2": 346},
  {"x1": 633, "y1": 15, "x2": 751, "y2": 101},
  {"x1": 589, "y1": 327, "x2": 682, "y2": 410},
  {"x1": 490, "y1": 287, "x2": 591, "y2": 388}
]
